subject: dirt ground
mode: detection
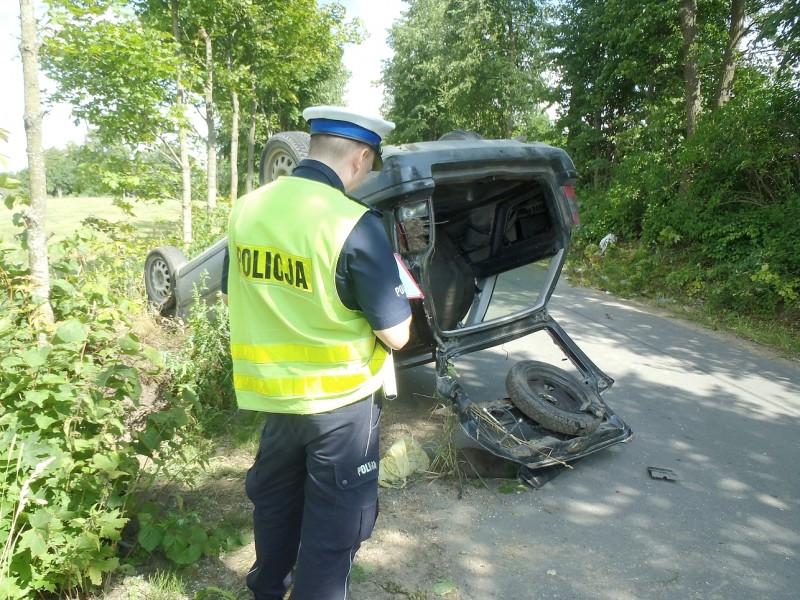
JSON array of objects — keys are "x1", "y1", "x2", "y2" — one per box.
[{"x1": 104, "y1": 364, "x2": 542, "y2": 600}]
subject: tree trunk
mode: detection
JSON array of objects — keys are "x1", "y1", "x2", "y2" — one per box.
[
  {"x1": 19, "y1": 0, "x2": 54, "y2": 328},
  {"x1": 714, "y1": 0, "x2": 746, "y2": 108},
  {"x1": 171, "y1": 0, "x2": 192, "y2": 243},
  {"x1": 593, "y1": 111, "x2": 602, "y2": 191},
  {"x1": 230, "y1": 89, "x2": 240, "y2": 201},
  {"x1": 199, "y1": 27, "x2": 217, "y2": 210},
  {"x1": 504, "y1": 16, "x2": 516, "y2": 138},
  {"x1": 245, "y1": 85, "x2": 257, "y2": 194},
  {"x1": 679, "y1": 0, "x2": 701, "y2": 139}
]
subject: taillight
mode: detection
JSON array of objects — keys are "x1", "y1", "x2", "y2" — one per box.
[
  {"x1": 395, "y1": 199, "x2": 432, "y2": 253},
  {"x1": 562, "y1": 184, "x2": 580, "y2": 227}
]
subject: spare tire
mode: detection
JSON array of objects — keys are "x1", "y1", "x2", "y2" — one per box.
[
  {"x1": 505, "y1": 361, "x2": 602, "y2": 436},
  {"x1": 259, "y1": 131, "x2": 310, "y2": 185}
]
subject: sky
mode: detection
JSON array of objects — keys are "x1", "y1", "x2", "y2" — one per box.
[{"x1": 0, "y1": 0, "x2": 406, "y2": 173}]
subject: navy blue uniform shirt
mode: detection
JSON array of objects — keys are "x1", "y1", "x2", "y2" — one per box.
[{"x1": 222, "y1": 159, "x2": 410, "y2": 331}]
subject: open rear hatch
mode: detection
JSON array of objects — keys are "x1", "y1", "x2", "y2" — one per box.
[{"x1": 358, "y1": 139, "x2": 633, "y2": 474}]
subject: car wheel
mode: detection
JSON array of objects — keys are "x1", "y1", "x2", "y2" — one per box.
[
  {"x1": 259, "y1": 131, "x2": 310, "y2": 185},
  {"x1": 505, "y1": 361, "x2": 602, "y2": 436},
  {"x1": 438, "y1": 130, "x2": 485, "y2": 141},
  {"x1": 144, "y1": 246, "x2": 188, "y2": 316}
]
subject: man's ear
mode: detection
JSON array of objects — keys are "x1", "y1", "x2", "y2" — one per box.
[{"x1": 353, "y1": 146, "x2": 370, "y2": 174}]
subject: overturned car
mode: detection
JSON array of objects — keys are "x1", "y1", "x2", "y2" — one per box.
[{"x1": 144, "y1": 131, "x2": 632, "y2": 480}]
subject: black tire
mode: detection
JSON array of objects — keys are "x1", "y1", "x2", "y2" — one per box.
[
  {"x1": 144, "y1": 246, "x2": 188, "y2": 315},
  {"x1": 259, "y1": 131, "x2": 310, "y2": 185},
  {"x1": 505, "y1": 361, "x2": 602, "y2": 436},
  {"x1": 438, "y1": 130, "x2": 485, "y2": 141}
]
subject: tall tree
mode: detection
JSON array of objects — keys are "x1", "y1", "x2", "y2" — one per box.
[
  {"x1": 44, "y1": 145, "x2": 78, "y2": 197},
  {"x1": 134, "y1": 0, "x2": 356, "y2": 203},
  {"x1": 43, "y1": 0, "x2": 195, "y2": 239},
  {"x1": 714, "y1": 0, "x2": 747, "y2": 107},
  {"x1": 170, "y1": 0, "x2": 193, "y2": 242},
  {"x1": 549, "y1": 0, "x2": 685, "y2": 188},
  {"x1": 199, "y1": 26, "x2": 217, "y2": 209},
  {"x1": 384, "y1": 0, "x2": 548, "y2": 142},
  {"x1": 18, "y1": 0, "x2": 54, "y2": 327},
  {"x1": 757, "y1": 0, "x2": 800, "y2": 80},
  {"x1": 680, "y1": 0, "x2": 702, "y2": 138}
]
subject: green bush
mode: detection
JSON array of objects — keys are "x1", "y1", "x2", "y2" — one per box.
[
  {"x1": 167, "y1": 203, "x2": 235, "y2": 413},
  {"x1": 166, "y1": 291, "x2": 235, "y2": 413},
  {"x1": 677, "y1": 80, "x2": 800, "y2": 315},
  {"x1": 0, "y1": 231, "x2": 197, "y2": 598},
  {"x1": 571, "y1": 78, "x2": 799, "y2": 322}
]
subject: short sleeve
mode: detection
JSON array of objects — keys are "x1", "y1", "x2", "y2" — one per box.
[{"x1": 336, "y1": 212, "x2": 412, "y2": 331}]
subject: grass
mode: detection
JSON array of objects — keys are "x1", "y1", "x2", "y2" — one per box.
[{"x1": 0, "y1": 195, "x2": 181, "y2": 243}]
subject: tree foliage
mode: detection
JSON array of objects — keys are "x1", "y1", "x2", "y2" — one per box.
[
  {"x1": 758, "y1": 0, "x2": 800, "y2": 79},
  {"x1": 43, "y1": 2, "x2": 182, "y2": 149},
  {"x1": 42, "y1": 0, "x2": 358, "y2": 213},
  {"x1": 383, "y1": 0, "x2": 550, "y2": 141},
  {"x1": 382, "y1": 0, "x2": 799, "y2": 319}
]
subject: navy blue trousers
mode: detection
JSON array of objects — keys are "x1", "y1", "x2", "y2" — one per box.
[{"x1": 245, "y1": 394, "x2": 381, "y2": 600}]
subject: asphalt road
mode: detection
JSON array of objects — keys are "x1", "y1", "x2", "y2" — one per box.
[{"x1": 416, "y1": 279, "x2": 800, "y2": 600}]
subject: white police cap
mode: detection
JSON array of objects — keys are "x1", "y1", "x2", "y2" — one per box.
[{"x1": 303, "y1": 105, "x2": 395, "y2": 170}]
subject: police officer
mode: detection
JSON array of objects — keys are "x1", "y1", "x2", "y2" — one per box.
[{"x1": 223, "y1": 106, "x2": 412, "y2": 600}]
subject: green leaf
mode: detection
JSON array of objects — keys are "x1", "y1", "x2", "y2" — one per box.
[
  {"x1": 165, "y1": 540, "x2": 202, "y2": 565},
  {"x1": 97, "y1": 512, "x2": 127, "y2": 539},
  {"x1": 54, "y1": 319, "x2": 88, "y2": 344},
  {"x1": 138, "y1": 522, "x2": 162, "y2": 552},
  {"x1": 27, "y1": 510, "x2": 51, "y2": 530},
  {"x1": 117, "y1": 333, "x2": 140, "y2": 354},
  {"x1": 86, "y1": 556, "x2": 119, "y2": 585},
  {"x1": 431, "y1": 579, "x2": 458, "y2": 596},
  {"x1": 0, "y1": 575, "x2": 27, "y2": 599},
  {"x1": 19, "y1": 529, "x2": 49, "y2": 558},
  {"x1": 142, "y1": 345, "x2": 163, "y2": 368},
  {"x1": 21, "y1": 347, "x2": 51, "y2": 368},
  {"x1": 136, "y1": 426, "x2": 162, "y2": 452},
  {"x1": 34, "y1": 413, "x2": 58, "y2": 429},
  {"x1": 0, "y1": 316, "x2": 13, "y2": 336},
  {"x1": 92, "y1": 452, "x2": 119, "y2": 471},
  {"x1": 24, "y1": 389, "x2": 50, "y2": 408},
  {"x1": 50, "y1": 279, "x2": 77, "y2": 295},
  {"x1": 189, "y1": 525, "x2": 209, "y2": 546}
]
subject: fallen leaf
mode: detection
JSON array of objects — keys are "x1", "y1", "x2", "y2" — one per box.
[{"x1": 431, "y1": 579, "x2": 457, "y2": 596}]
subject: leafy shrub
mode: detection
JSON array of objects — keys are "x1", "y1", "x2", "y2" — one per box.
[
  {"x1": 164, "y1": 204, "x2": 235, "y2": 413},
  {"x1": 184, "y1": 204, "x2": 230, "y2": 258},
  {"x1": 0, "y1": 229, "x2": 197, "y2": 598},
  {"x1": 675, "y1": 80, "x2": 800, "y2": 315},
  {"x1": 571, "y1": 78, "x2": 799, "y2": 322},
  {"x1": 165, "y1": 290, "x2": 235, "y2": 413}
]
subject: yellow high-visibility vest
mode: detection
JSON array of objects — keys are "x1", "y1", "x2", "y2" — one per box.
[{"x1": 227, "y1": 176, "x2": 389, "y2": 414}]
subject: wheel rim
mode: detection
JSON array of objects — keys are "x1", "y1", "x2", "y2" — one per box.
[
  {"x1": 148, "y1": 257, "x2": 172, "y2": 302},
  {"x1": 266, "y1": 148, "x2": 297, "y2": 181}
]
